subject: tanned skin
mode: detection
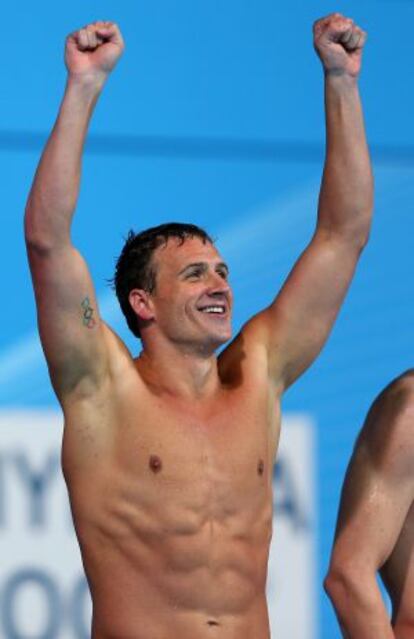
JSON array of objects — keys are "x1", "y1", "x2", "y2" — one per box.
[
  {"x1": 325, "y1": 372, "x2": 414, "y2": 639},
  {"x1": 25, "y1": 15, "x2": 372, "y2": 639}
]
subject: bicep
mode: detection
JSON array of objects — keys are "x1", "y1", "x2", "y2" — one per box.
[
  {"x1": 27, "y1": 243, "x2": 109, "y2": 398},
  {"x1": 252, "y1": 229, "x2": 361, "y2": 389},
  {"x1": 332, "y1": 444, "x2": 413, "y2": 572}
]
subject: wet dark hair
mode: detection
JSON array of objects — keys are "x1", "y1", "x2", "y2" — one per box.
[{"x1": 113, "y1": 222, "x2": 214, "y2": 338}]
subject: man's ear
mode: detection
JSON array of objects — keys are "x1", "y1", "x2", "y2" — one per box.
[{"x1": 128, "y1": 289, "x2": 155, "y2": 322}]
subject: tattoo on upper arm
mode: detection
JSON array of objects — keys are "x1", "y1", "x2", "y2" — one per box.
[{"x1": 81, "y1": 297, "x2": 96, "y2": 329}]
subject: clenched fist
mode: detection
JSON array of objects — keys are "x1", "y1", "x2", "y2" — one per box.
[
  {"x1": 65, "y1": 21, "x2": 124, "y2": 80},
  {"x1": 314, "y1": 14, "x2": 367, "y2": 78}
]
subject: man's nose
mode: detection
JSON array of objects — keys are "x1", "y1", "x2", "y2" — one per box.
[{"x1": 206, "y1": 273, "x2": 230, "y2": 295}]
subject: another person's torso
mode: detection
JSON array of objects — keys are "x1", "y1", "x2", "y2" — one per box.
[
  {"x1": 61, "y1": 332, "x2": 280, "y2": 639},
  {"x1": 381, "y1": 501, "x2": 414, "y2": 638}
]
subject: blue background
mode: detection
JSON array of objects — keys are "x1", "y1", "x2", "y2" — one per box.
[{"x1": 1, "y1": 1, "x2": 414, "y2": 636}]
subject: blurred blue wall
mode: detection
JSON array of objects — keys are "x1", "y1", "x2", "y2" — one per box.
[{"x1": 2, "y1": 1, "x2": 414, "y2": 636}]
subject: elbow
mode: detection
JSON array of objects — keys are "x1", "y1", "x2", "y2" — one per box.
[
  {"x1": 328, "y1": 215, "x2": 372, "y2": 254},
  {"x1": 24, "y1": 204, "x2": 69, "y2": 255},
  {"x1": 325, "y1": 564, "x2": 362, "y2": 607},
  {"x1": 343, "y1": 207, "x2": 373, "y2": 252},
  {"x1": 353, "y1": 196, "x2": 374, "y2": 248},
  {"x1": 324, "y1": 567, "x2": 346, "y2": 605},
  {"x1": 24, "y1": 216, "x2": 52, "y2": 256},
  {"x1": 324, "y1": 568, "x2": 344, "y2": 607},
  {"x1": 24, "y1": 201, "x2": 44, "y2": 251},
  {"x1": 324, "y1": 563, "x2": 376, "y2": 612},
  {"x1": 318, "y1": 197, "x2": 374, "y2": 252},
  {"x1": 354, "y1": 225, "x2": 370, "y2": 254},
  {"x1": 355, "y1": 212, "x2": 372, "y2": 250}
]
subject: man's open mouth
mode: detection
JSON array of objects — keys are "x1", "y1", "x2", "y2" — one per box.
[{"x1": 197, "y1": 305, "x2": 226, "y2": 315}]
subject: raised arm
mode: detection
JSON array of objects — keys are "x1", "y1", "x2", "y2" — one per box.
[
  {"x1": 325, "y1": 375, "x2": 414, "y2": 638},
  {"x1": 25, "y1": 22, "x2": 124, "y2": 401},
  {"x1": 242, "y1": 14, "x2": 373, "y2": 391}
]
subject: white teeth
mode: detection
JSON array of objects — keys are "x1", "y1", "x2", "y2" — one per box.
[{"x1": 200, "y1": 306, "x2": 225, "y2": 314}]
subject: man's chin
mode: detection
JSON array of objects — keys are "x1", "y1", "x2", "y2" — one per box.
[
  {"x1": 199, "y1": 315, "x2": 232, "y2": 340},
  {"x1": 172, "y1": 317, "x2": 232, "y2": 353},
  {"x1": 203, "y1": 326, "x2": 232, "y2": 351}
]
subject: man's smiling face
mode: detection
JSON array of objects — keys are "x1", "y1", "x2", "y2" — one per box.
[{"x1": 149, "y1": 237, "x2": 233, "y2": 352}]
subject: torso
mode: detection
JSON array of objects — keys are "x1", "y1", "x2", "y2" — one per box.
[
  {"x1": 61, "y1": 327, "x2": 281, "y2": 639},
  {"x1": 381, "y1": 502, "x2": 414, "y2": 637}
]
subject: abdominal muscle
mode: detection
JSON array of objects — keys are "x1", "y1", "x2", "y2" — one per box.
[
  {"x1": 74, "y1": 495, "x2": 273, "y2": 639},
  {"x1": 88, "y1": 539, "x2": 271, "y2": 638},
  {"x1": 65, "y1": 436, "x2": 274, "y2": 639}
]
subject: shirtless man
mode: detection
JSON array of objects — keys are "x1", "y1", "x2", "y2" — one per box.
[
  {"x1": 24, "y1": 14, "x2": 372, "y2": 639},
  {"x1": 325, "y1": 372, "x2": 414, "y2": 639}
]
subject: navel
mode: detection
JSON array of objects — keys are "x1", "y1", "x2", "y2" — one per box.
[
  {"x1": 206, "y1": 620, "x2": 220, "y2": 627},
  {"x1": 149, "y1": 455, "x2": 162, "y2": 474},
  {"x1": 257, "y1": 459, "x2": 264, "y2": 476}
]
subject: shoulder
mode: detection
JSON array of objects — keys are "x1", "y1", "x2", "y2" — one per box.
[
  {"x1": 218, "y1": 321, "x2": 272, "y2": 389},
  {"x1": 368, "y1": 370, "x2": 414, "y2": 428},
  {"x1": 359, "y1": 370, "x2": 414, "y2": 474},
  {"x1": 101, "y1": 322, "x2": 151, "y2": 390},
  {"x1": 68, "y1": 322, "x2": 136, "y2": 401},
  {"x1": 379, "y1": 369, "x2": 414, "y2": 401}
]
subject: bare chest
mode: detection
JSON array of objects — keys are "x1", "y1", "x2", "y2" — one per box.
[
  {"x1": 112, "y1": 385, "x2": 279, "y2": 500},
  {"x1": 64, "y1": 379, "x2": 280, "y2": 544}
]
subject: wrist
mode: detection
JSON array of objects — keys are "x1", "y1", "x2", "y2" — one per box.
[
  {"x1": 324, "y1": 69, "x2": 359, "y2": 86},
  {"x1": 66, "y1": 71, "x2": 108, "y2": 95},
  {"x1": 324, "y1": 71, "x2": 360, "y2": 96},
  {"x1": 58, "y1": 73, "x2": 106, "y2": 124}
]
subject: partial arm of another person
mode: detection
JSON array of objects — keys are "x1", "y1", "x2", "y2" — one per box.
[
  {"x1": 325, "y1": 375, "x2": 414, "y2": 638},
  {"x1": 25, "y1": 22, "x2": 124, "y2": 402},
  {"x1": 241, "y1": 14, "x2": 373, "y2": 390}
]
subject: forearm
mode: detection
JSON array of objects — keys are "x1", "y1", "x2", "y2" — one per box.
[
  {"x1": 25, "y1": 74, "x2": 105, "y2": 248},
  {"x1": 326, "y1": 570, "x2": 395, "y2": 639},
  {"x1": 318, "y1": 74, "x2": 373, "y2": 245}
]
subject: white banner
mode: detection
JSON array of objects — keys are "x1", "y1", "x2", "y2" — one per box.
[
  {"x1": 0, "y1": 411, "x2": 315, "y2": 639},
  {"x1": 267, "y1": 414, "x2": 316, "y2": 639}
]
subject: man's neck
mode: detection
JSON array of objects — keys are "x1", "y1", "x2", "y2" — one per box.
[{"x1": 136, "y1": 338, "x2": 221, "y2": 400}]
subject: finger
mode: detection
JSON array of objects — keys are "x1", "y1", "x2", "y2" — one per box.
[
  {"x1": 86, "y1": 26, "x2": 99, "y2": 49},
  {"x1": 359, "y1": 30, "x2": 368, "y2": 48},
  {"x1": 77, "y1": 28, "x2": 89, "y2": 51},
  {"x1": 314, "y1": 13, "x2": 351, "y2": 36},
  {"x1": 341, "y1": 27, "x2": 365, "y2": 51},
  {"x1": 353, "y1": 28, "x2": 367, "y2": 49},
  {"x1": 313, "y1": 16, "x2": 330, "y2": 38},
  {"x1": 348, "y1": 31, "x2": 362, "y2": 50},
  {"x1": 95, "y1": 22, "x2": 124, "y2": 46},
  {"x1": 332, "y1": 17, "x2": 354, "y2": 39},
  {"x1": 337, "y1": 26, "x2": 353, "y2": 45},
  {"x1": 313, "y1": 13, "x2": 341, "y2": 32},
  {"x1": 91, "y1": 20, "x2": 111, "y2": 35}
]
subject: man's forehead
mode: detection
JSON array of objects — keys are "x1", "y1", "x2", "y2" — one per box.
[{"x1": 155, "y1": 236, "x2": 223, "y2": 266}]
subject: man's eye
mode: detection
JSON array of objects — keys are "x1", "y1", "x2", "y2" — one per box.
[
  {"x1": 217, "y1": 270, "x2": 228, "y2": 280},
  {"x1": 187, "y1": 270, "x2": 202, "y2": 279}
]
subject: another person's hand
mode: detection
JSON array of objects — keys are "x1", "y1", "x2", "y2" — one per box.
[
  {"x1": 65, "y1": 21, "x2": 124, "y2": 83},
  {"x1": 313, "y1": 13, "x2": 367, "y2": 79}
]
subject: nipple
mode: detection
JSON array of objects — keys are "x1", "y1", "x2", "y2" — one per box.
[
  {"x1": 257, "y1": 459, "x2": 264, "y2": 476},
  {"x1": 149, "y1": 455, "x2": 162, "y2": 474}
]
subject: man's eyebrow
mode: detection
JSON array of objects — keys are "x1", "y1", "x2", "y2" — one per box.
[
  {"x1": 216, "y1": 262, "x2": 229, "y2": 274},
  {"x1": 178, "y1": 262, "x2": 207, "y2": 275},
  {"x1": 178, "y1": 261, "x2": 229, "y2": 275}
]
